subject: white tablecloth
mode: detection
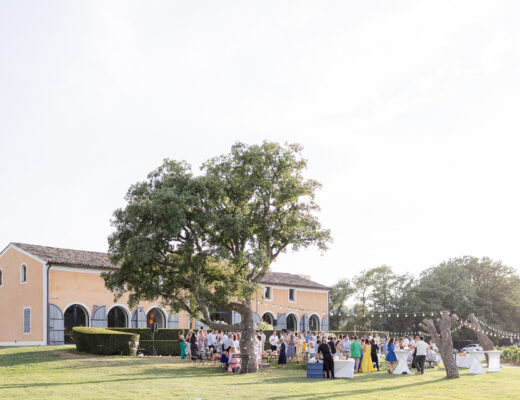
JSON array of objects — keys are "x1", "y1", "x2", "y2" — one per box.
[
  {"x1": 486, "y1": 350, "x2": 501, "y2": 372},
  {"x1": 468, "y1": 351, "x2": 486, "y2": 374},
  {"x1": 334, "y1": 359, "x2": 355, "y2": 378},
  {"x1": 309, "y1": 358, "x2": 355, "y2": 379},
  {"x1": 456, "y1": 354, "x2": 473, "y2": 368},
  {"x1": 393, "y1": 350, "x2": 412, "y2": 375}
]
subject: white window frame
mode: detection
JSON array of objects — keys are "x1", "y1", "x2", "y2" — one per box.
[
  {"x1": 288, "y1": 288, "x2": 296, "y2": 302},
  {"x1": 264, "y1": 286, "x2": 272, "y2": 301},
  {"x1": 23, "y1": 306, "x2": 31, "y2": 334},
  {"x1": 20, "y1": 263, "x2": 27, "y2": 284},
  {"x1": 0, "y1": 267, "x2": 3, "y2": 287}
]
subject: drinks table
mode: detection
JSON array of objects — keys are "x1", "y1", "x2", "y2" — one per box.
[
  {"x1": 307, "y1": 358, "x2": 355, "y2": 379},
  {"x1": 334, "y1": 359, "x2": 355, "y2": 378},
  {"x1": 467, "y1": 351, "x2": 486, "y2": 374},
  {"x1": 486, "y1": 350, "x2": 502, "y2": 372},
  {"x1": 393, "y1": 350, "x2": 412, "y2": 375}
]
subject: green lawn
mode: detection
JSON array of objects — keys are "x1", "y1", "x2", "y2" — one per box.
[{"x1": 0, "y1": 346, "x2": 519, "y2": 400}]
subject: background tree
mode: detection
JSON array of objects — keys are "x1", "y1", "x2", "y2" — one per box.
[
  {"x1": 104, "y1": 142, "x2": 331, "y2": 373},
  {"x1": 329, "y1": 279, "x2": 356, "y2": 330},
  {"x1": 419, "y1": 312, "x2": 460, "y2": 378}
]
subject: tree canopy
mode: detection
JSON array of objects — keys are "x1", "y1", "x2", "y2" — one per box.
[
  {"x1": 329, "y1": 257, "x2": 520, "y2": 340},
  {"x1": 103, "y1": 141, "x2": 331, "y2": 371}
]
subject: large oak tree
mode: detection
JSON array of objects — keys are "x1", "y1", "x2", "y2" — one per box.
[{"x1": 103, "y1": 142, "x2": 331, "y2": 372}]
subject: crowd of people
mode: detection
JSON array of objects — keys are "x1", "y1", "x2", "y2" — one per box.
[{"x1": 177, "y1": 327, "x2": 440, "y2": 376}]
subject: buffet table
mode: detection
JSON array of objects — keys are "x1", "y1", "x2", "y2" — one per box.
[
  {"x1": 334, "y1": 359, "x2": 355, "y2": 378},
  {"x1": 307, "y1": 358, "x2": 355, "y2": 379}
]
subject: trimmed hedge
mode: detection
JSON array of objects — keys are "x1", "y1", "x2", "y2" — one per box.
[
  {"x1": 73, "y1": 327, "x2": 139, "y2": 356},
  {"x1": 111, "y1": 328, "x2": 181, "y2": 341},
  {"x1": 140, "y1": 340, "x2": 181, "y2": 356}
]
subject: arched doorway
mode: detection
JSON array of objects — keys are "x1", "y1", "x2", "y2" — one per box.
[
  {"x1": 147, "y1": 308, "x2": 165, "y2": 328},
  {"x1": 262, "y1": 312, "x2": 274, "y2": 326},
  {"x1": 287, "y1": 313, "x2": 298, "y2": 331},
  {"x1": 309, "y1": 314, "x2": 320, "y2": 331},
  {"x1": 64, "y1": 304, "x2": 89, "y2": 344},
  {"x1": 108, "y1": 306, "x2": 128, "y2": 328}
]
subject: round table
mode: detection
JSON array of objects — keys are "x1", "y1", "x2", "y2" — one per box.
[
  {"x1": 467, "y1": 351, "x2": 486, "y2": 374},
  {"x1": 486, "y1": 350, "x2": 502, "y2": 372},
  {"x1": 393, "y1": 350, "x2": 413, "y2": 375}
]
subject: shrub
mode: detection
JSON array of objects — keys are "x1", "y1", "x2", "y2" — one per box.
[
  {"x1": 73, "y1": 327, "x2": 139, "y2": 356},
  {"x1": 110, "y1": 328, "x2": 181, "y2": 341},
  {"x1": 139, "y1": 340, "x2": 181, "y2": 356},
  {"x1": 497, "y1": 345, "x2": 520, "y2": 365}
]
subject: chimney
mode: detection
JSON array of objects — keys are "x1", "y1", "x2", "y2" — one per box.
[{"x1": 297, "y1": 274, "x2": 311, "y2": 280}]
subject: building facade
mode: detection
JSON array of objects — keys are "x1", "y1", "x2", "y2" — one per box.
[{"x1": 0, "y1": 243, "x2": 329, "y2": 346}]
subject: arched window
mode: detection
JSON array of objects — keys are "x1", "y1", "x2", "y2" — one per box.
[
  {"x1": 108, "y1": 306, "x2": 128, "y2": 328},
  {"x1": 146, "y1": 308, "x2": 165, "y2": 328},
  {"x1": 0, "y1": 268, "x2": 3, "y2": 287},
  {"x1": 20, "y1": 264, "x2": 27, "y2": 283},
  {"x1": 261, "y1": 312, "x2": 274, "y2": 326},
  {"x1": 309, "y1": 314, "x2": 320, "y2": 331},
  {"x1": 64, "y1": 304, "x2": 89, "y2": 344},
  {"x1": 287, "y1": 313, "x2": 298, "y2": 331}
]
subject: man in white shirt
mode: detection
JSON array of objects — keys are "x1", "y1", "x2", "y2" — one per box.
[
  {"x1": 404, "y1": 336, "x2": 410, "y2": 348},
  {"x1": 414, "y1": 336, "x2": 429, "y2": 375},
  {"x1": 207, "y1": 330, "x2": 215, "y2": 351},
  {"x1": 224, "y1": 335, "x2": 234, "y2": 352},
  {"x1": 269, "y1": 331, "x2": 279, "y2": 351}
]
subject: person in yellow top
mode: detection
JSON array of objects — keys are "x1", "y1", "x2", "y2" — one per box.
[
  {"x1": 295, "y1": 333, "x2": 304, "y2": 361},
  {"x1": 360, "y1": 338, "x2": 374, "y2": 372}
]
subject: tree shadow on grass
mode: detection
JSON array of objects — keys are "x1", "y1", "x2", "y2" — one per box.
[
  {"x1": 0, "y1": 348, "x2": 102, "y2": 368},
  {"x1": 0, "y1": 367, "x2": 211, "y2": 390},
  {"x1": 263, "y1": 376, "x2": 448, "y2": 399}
]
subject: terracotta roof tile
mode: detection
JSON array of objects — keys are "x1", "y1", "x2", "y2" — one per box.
[
  {"x1": 12, "y1": 242, "x2": 115, "y2": 270},
  {"x1": 11, "y1": 243, "x2": 330, "y2": 290},
  {"x1": 259, "y1": 272, "x2": 329, "y2": 290}
]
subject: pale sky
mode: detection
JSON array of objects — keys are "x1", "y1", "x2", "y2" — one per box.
[{"x1": 1, "y1": 1, "x2": 519, "y2": 286}]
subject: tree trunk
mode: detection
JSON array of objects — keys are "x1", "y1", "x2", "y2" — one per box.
[
  {"x1": 467, "y1": 313, "x2": 494, "y2": 364},
  {"x1": 239, "y1": 300, "x2": 258, "y2": 373},
  {"x1": 419, "y1": 311, "x2": 459, "y2": 378}
]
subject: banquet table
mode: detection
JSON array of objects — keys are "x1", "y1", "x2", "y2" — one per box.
[
  {"x1": 486, "y1": 350, "x2": 502, "y2": 372},
  {"x1": 334, "y1": 359, "x2": 355, "y2": 378},
  {"x1": 393, "y1": 350, "x2": 413, "y2": 375},
  {"x1": 308, "y1": 358, "x2": 355, "y2": 379},
  {"x1": 467, "y1": 351, "x2": 486, "y2": 375}
]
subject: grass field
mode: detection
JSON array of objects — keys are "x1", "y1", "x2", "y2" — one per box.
[{"x1": 0, "y1": 346, "x2": 519, "y2": 400}]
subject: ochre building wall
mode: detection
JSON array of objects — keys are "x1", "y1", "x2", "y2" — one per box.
[{"x1": 0, "y1": 248, "x2": 44, "y2": 343}]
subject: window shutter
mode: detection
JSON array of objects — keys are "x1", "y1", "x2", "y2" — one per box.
[{"x1": 23, "y1": 308, "x2": 31, "y2": 333}]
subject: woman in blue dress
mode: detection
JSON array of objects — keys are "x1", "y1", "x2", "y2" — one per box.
[
  {"x1": 386, "y1": 337, "x2": 398, "y2": 373},
  {"x1": 278, "y1": 339, "x2": 287, "y2": 368}
]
